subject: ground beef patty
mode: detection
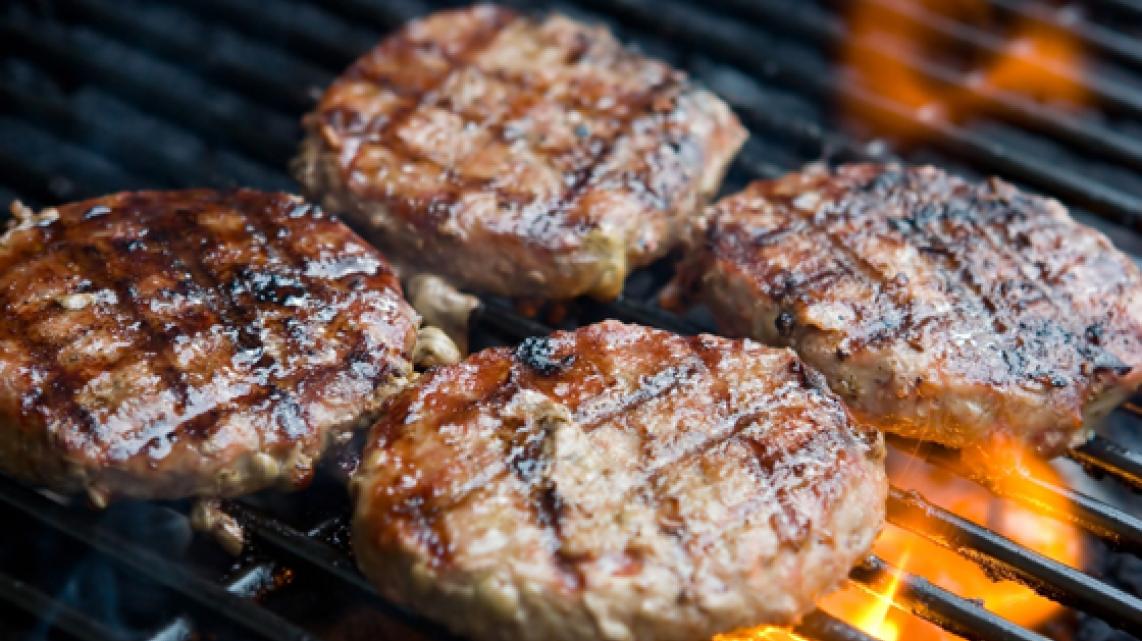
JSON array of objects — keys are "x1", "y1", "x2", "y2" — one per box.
[
  {"x1": 352, "y1": 320, "x2": 885, "y2": 641},
  {"x1": 294, "y1": 5, "x2": 746, "y2": 301},
  {"x1": 0, "y1": 190, "x2": 419, "y2": 505},
  {"x1": 672, "y1": 163, "x2": 1142, "y2": 456}
]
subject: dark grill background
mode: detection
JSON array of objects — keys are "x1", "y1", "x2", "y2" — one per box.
[{"x1": 1, "y1": 1, "x2": 1142, "y2": 640}]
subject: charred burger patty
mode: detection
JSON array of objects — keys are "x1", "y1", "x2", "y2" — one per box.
[
  {"x1": 353, "y1": 320, "x2": 886, "y2": 641},
  {"x1": 673, "y1": 164, "x2": 1142, "y2": 455},
  {"x1": 0, "y1": 189, "x2": 419, "y2": 504},
  {"x1": 295, "y1": 5, "x2": 746, "y2": 301}
]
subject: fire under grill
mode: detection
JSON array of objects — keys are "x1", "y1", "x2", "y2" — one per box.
[{"x1": 1, "y1": 0, "x2": 1141, "y2": 640}]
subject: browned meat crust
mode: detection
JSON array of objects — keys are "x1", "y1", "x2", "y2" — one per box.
[
  {"x1": 673, "y1": 164, "x2": 1142, "y2": 456},
  {"x1": 0, "y1": 190, "x2": 419, "y2": 504},
  {"x1": 353, "y1": 320, "x2": 885, "y2": 641},
  {"x1": 294, "y1": 5, "x2": 746, "y2": 301}
]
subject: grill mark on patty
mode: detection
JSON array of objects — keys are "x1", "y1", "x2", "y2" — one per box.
[
  {"x1": 337, "y1": 9, "x2": 516, "y2": 224},
  {"x1": 786, "y1": 196, "x2": 915, "y2": 350},
  {"x1": 856, "y1": 173, "x2": 995, "y2": 352},
  {"x1": 175, "y1": 197, "x2": 280, "y2": 440},
  {"x1": 0, "y1": 236, "x2": 102, "y2": 437},
  {"x1": 863, "y1": 171, "x2": 1091, "y2": 384},
  {"x1": 82, "y1": 198, "x2": 199, "y2": 403},
  {"x1": 325, "y1": 8, "x2": 694, "y2": 236}
]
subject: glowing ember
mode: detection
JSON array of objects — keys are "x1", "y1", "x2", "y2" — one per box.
[
  {"x1": 842, "y1": 0, "x2": 1088, "y2": 137},
  {"x1": 718, "y1": 443, "x2": 1082, "y2": 641}
]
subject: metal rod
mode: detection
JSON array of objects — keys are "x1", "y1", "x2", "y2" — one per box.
[
  {"x1": 722, "y1": 0, "x2": 1142, "y2": 169},
  {"x1": 0, "y1": 571, "x2": 130, "y2": 641},
  {"x1": 914, "y1": 440, "x2": 1142, "y2": 554},
  {"x1": 0, "y1": 477, "x2": 318, "y2": 641},
  {"x1": 849, "y1": 556, "x2": 1049, "y2": 641},
  {"x1": 579, "y1": 0, "x2": 1142, "y2": 228},
  {"x1": 887, "y1": 485, "x2": 1142, "y2": 632},
  {"x1": 860, "y1": 0, "x2": 1142, "y2": 119},
  {"x1": 226, "y1": 500, "x2": 873, "y2": 641},
  {"x1": 47, "y1": 0, "x2": 322, "y2": 114},
  {"x1": 0, "y1": 18, "x2": 297, "y2": 166},
  {"x1": 143, "y1": 561, "x2": 277, "y2": 641},
  {"x1": 793, "y1": 610, "x2": 880, "y2": 641},
  {"x1": 1068, "y1": 434, "x2": 1142, "y2": 492},
  {"x1": 222, "y1": 500, "x2": 466, "y2": 641},
  {"x1": 470, "y1": 299, "x2": 554, "y2": 340},
  {"x1": 987, "y1": 0, "x2": 1142, "y2": 72}
]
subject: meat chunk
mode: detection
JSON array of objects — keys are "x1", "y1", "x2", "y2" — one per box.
[
  {"x1": 0, "y1": 190, "x2": 419, "y2": 504},
  {"x1": 352, "y1": 320, "x2": 885, "y2": 641},
  {"x1": 672, "y1": 164, "x2": 1142, "y2": 456},
  {"x1": 294, "y1": 5, "x2": 745, "y2": 301}
]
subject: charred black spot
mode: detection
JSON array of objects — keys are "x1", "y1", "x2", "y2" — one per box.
[
  {"x1": 789, "y1": 358, "x2": 828, "y2": 392},
  {"x1": 232, "y1": 267, "x2": 308, "y2": 306},
  {"x1": 861, "y1": 170, "x2": 902, "y2": 194},
  {"x1": 270, "y1": 389, "x2": 307, "y2": 439},
  {"x1": 910, "y1": 203, "x2": 944, "y2": 228},
  {"x1": 83, "y1": 205, "x2": 111, "y2": 220},
  {"x1": 515, "y1": 336, "x2": 575, "y2": 375},
  {"x1": 774, "y1": 310, "x2": 796, "y2": 338},
  {"x1": 1085, "y1": 324, "x2": 1104, "y2": 345},
  {"x1": 888, "y1": 217, "x2": 912, "y2": 233}
]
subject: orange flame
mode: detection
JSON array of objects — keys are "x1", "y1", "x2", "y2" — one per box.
[
  {"x1": 842, "y1": 0, "x2": 1088, "y2": 137},
  {"x1": 718, "y1": 443, "x2": 1083, "y2": 641}
]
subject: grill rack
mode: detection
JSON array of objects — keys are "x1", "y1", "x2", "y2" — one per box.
[{"x1": 1, "y1": 0, "x2": 1141, "y2": 640}]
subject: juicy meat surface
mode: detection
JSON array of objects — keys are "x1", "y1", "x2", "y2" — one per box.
[
  {"x1": 295, "y1": 5, "x2": 746, "y2": 301},
  {"x1": 0, "y1": 190, "x2": 419, "y2": 504},
  {"x1": 673, "y1": 164, "x2": 1142, "y2": 456},
  {"x1": 353, "y1": 320, "x2": 886, "y2": 641}
]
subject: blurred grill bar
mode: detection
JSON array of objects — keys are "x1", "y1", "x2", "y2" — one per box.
[
  {"x1": 576, "y1": 0, "x2": 1142, "y2": 228},
  {"x1": 0, "y1": 476, "x2": 318, "y2": 641},
  {"x1": 0, "y1": 571, "x2": 131, "y2": 641},
  {"x1": 887, "y1": 486, "x2": 1142, "y2": 632}
]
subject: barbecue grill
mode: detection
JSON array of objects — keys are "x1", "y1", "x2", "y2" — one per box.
[{"x1": 1, "y1": 0, "x2": 1141, "y2": 640}]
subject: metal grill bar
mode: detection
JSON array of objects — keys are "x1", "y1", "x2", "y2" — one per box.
[
  {"x1": 887, "y1": 486, "x2": 1142, "y2": 632},
  {"x1": 1068, "y1": 434, "x2": 1142, "y2": 492},
  {"x1": 913, "y1": 439, "x2": 1142, "y2": 554},
  {"x1": 987, "y1": 0, "x2": 1142, "y2": 71},
  {"x1": 576, "y1": 0, "x2": 1142, "y2": 228},
  {"x1": 0, "y1": 571, "x2": 131, "y2": 641},
  {"x1": 854, "y1": 0, "x2": 1142, "y2": 119},
  {"x1": 849, "y1": 556, "x2": 1049, "y2": 641},
  {"x1": 718, "y1": 0, "x2": 1142, "y2": 171},
  {"x1": 221, "y1": 500, "x2": 880, "y2": 641},
  {"x1": 0, "y1": 477, "x2": 318, "y2": 641},
  {"x1": 0, "y1": 17, "x2": 296, "y2": 165},
  {"x1": 47, "y1": 0, "x2": 323, "y2": 114}
]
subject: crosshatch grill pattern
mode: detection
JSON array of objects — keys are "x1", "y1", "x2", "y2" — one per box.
[{"x1": 0, "y1": 1, "x2": 1141, "y2": 640}]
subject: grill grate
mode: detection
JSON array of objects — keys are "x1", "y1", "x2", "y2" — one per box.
[{"x1": 1, "y1": 1, "x2": 1141, "y2": 640}]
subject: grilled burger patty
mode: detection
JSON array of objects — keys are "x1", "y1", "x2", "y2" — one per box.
[
  {"x1": 353, "y1": 321, "x2": 886, "y2": 641},
  {"x1": 0, "y1": 190, "x2": 419, "y2": 504},
  {"x1": 673, "y1": 164, "x2": 1142, "y2": 455},
  {"x1": 295, "y1": 5, "x2": 746, "y2": 301}
]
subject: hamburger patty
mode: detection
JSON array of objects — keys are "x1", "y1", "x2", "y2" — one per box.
[
  {"x1": 352, "y1": 321, "x2": 886, "y2": 641},
  {"x1": 0, "y1": 190, "x2": 419, "y2": 504},
  {"x1": 294, "y1": 5, "x2": 746, "y2": 301},
  {"x1": 672, "y1": 164, "x2": 1142, "y2": 456}
]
